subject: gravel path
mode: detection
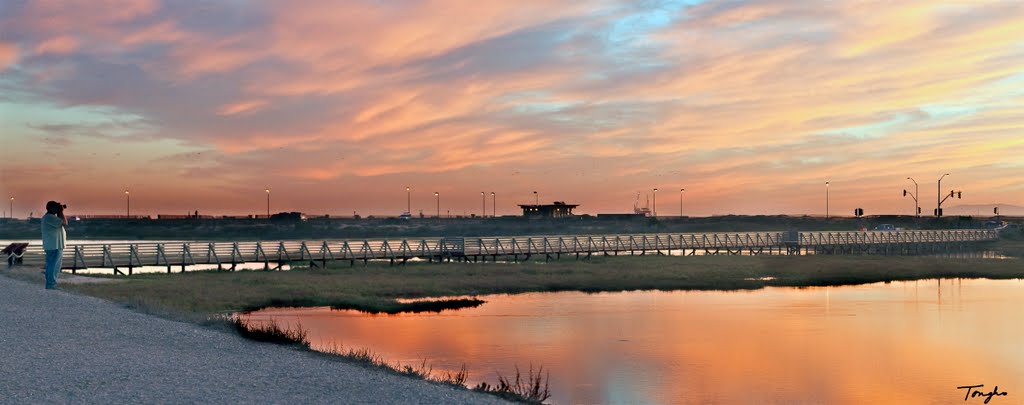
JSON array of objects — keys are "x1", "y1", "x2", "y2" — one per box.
[{"x1": 0, "y1": 274, "x2": 509, "y2": 404}]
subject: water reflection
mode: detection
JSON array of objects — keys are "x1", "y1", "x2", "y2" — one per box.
[
  {"x1": 243, "y1": 279, "x2": 1024, "y2": 404},
  {"x1": 69, "y1": 262, "x2": 291, "y2": 275}
]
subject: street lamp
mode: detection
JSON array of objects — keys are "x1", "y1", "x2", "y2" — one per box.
[
  {"x1": 653, "y1": 188, "x2": 658, "y2": 217},
  {"x1": 491, "y1": 192, "x2": 496, "y2": 218},
  {"x1": 533, "y1": 191, "x2": 538, "y2": 205},
  {"x1": 481, "y1": 191, "x2": 485, "y2": 218},
  {"x1": 265, "y1": 188, "x2": 270, "y2": 217},
  {"x1": 125, "y1": 189, "x2": 131, "y2": 217},
  {"x1": 434, "y1": 192, "x2": 440, "y2": 219},
  {"x1": 937, "y1": 174, "x2": 962, "y2": 217},
  {"x1": 8, "y1": 196, "x2": 12, "y2": 219},
  {"x1": 825, "y1": 182, "x2": 829, "y2": 219},
  {"x1": 406, "y1": 186, "x2": 411, "y2": 215},
  {"x1": 937, "y1": 173, "x2": 949, "y2": 217},
  {"x1": 905, "y1": 177, "x2": 919, "y2": 217},
  {"x1": 679, "y1": 189, "x2": 685, "y2": 217}
]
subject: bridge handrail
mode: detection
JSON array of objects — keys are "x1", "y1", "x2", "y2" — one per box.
[{"x1": 8, "y1": 228, "x2": 1000, "y2": 269}]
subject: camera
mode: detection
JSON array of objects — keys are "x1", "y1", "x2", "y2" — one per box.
[{"x1": 46, "y1": 201, "x2": 67, "y2": 214}]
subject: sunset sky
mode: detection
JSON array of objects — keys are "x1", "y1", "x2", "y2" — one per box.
[{"x1": 2, "y1": 0, "x2": 1023, "y2": 217}]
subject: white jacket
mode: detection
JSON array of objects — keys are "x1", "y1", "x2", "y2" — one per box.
[{"x1": 41, "y1": 213, "x2": 66, "y2": 251}]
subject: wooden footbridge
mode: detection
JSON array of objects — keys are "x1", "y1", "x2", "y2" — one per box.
[{"x1": 6, "y1": 229, "x2": 1000, "y2": 275}]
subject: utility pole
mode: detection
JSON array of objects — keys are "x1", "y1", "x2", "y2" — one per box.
[
  {"x1": 653, "y1": 188, "x2": 658, "y2": 217},
  {"x1": 679, "y1": 189, "x2": 684, "y2": 217}
]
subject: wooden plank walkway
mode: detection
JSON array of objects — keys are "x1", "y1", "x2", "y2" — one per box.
[{"x1": 7, "y1": 229, "x2": 1000, "y2": 275}]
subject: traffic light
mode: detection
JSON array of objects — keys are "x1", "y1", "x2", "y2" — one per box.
[
  {"x1": 918, "y1": 207, "x2": 922, "y2": 214},
  {"x1": 903, "y1": 190, "x2": 907, "y2": 196},
  {"x1": 957, "y1": 191, "x2": 962, "y2": 199}
]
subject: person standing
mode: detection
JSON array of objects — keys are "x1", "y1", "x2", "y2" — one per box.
[{"x1": 41, "y1": 201, "x2": 68, "y2": 290}]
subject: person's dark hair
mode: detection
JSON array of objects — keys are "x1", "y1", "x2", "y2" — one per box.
[{"x1": 46, "y1": 201, "x2": 62, "y2": 214}]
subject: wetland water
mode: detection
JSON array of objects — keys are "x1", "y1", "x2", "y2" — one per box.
[{"x1": 236, "y1": 279, "x2": 1023, "y2": 404}]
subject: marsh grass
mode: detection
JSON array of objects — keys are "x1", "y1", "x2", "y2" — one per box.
[
  {"x1": 231, "y1": 317, "x2": 309, "y2": 348},
  {"x1": 64, "y1": 254, "x2": 1024, "y2": 317},
  {"x1": 475, "y1": 365, "x2": 551, "y2": 403}
]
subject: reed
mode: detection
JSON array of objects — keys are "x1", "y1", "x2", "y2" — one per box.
[
  {"x1": 474, "y1": 364, "x2": 551, "y2": 403},
  {"x1": 231, "y1": 317, "x2": 309, "y2": 348}
]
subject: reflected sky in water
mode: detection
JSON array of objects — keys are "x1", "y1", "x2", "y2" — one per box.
[{"x1": 244, "y1": 279, "x2": 1024, "y2": 404}]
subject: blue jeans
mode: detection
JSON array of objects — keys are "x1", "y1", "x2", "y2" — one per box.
[{"x1": 45, "y1": 249, "x2": 63, "y2": 289}]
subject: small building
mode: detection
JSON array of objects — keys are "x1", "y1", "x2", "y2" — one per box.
[{"x1": 518, "y1": 201, "x2": 579, "y2": 218}]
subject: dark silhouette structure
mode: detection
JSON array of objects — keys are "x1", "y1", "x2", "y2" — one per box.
[{"x1": 519, "y1": 201, "x2": 578, "y2": 218}]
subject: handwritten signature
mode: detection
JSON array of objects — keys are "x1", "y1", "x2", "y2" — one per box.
[{"x1": 958, "y1": 385, "x2": 1008, "y2": 404}]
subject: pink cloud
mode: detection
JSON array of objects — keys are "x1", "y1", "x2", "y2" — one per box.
[
  {"x1": 4, "y1": 0, "x2": 1024, "y2": 215},
  {"x1": 0, "y1": 42, "x2": 18, "y2": 70},
  {"x1": 34, "y1": 36, "x2": 80, "y2": 55},
  {"x1": 217, "y1": 99, "x2": 268, "y2": 116}
]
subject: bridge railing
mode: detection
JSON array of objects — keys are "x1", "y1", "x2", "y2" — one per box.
[
  {"x1": 798, "y1": 229, "x2": 998, "y2": 246},
  {"x1": 8, "y1": 228, "x2": 999, "y2": 271}
]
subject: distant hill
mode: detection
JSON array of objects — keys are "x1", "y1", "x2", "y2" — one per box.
[{"x1": 945, "y1": 203, "x2": 1024, "y2": 216}]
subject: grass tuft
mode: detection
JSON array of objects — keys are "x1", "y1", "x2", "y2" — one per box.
[
  {"x1": 474, "y1": 364, "x2": 551, "y2": 403},
  {"x1": 231, "y1": 317, "x2": 309, "y2": 348}
]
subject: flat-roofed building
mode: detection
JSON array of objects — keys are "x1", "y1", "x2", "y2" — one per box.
[{"x1": 518, "y1": 201, "x2": 579, "y2": 218}]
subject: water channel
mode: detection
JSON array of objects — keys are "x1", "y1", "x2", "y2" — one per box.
[{"x1": 242, "y1": 278, "x2": 1024, "y2": 404}]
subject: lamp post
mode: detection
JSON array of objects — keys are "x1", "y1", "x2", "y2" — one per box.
[
  {"x1": 406, "y1": 186, "x2": 411, "y2": 214},
  {"x1": 533, "y1": 191, "x2": 538, "y2": 205},
  {"x1": 679, "y1": 188, "x2": 685, "y2": 217},
  {"x1": 653, "y1": 188, "x2": 658, "y2": 217},
  {"x1": 906, "y1": 177, "x2": 919, "y2": 217},
  {"x1": 434, "y1": 192, "x2": 440, "y2": 219},
  {"x1": 491, "y1": 192, "x2": 496, "y2": 218},
  {"x1": 481, "y1": 191, "x2": 485, "y2": 218},
  {"x1": 125, "y1": 189, "x2": 131, "y2": 217},
  {"x1": 937, "y1": 173, "x2": 949, "y2": 217},
  {"x1": 8, "y1": 196, "x2": 12, "y2": 219},
  {"x1": 265, "y1": 188, "x2": 270, "y2": 217},
  {"x1": 825, "y1": 182, "x2": 829, "y2": 219}
]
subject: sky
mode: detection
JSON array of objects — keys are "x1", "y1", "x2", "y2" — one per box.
[{"x1": 2, "y1": 0, "x2": 1023, "y2": 218}]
